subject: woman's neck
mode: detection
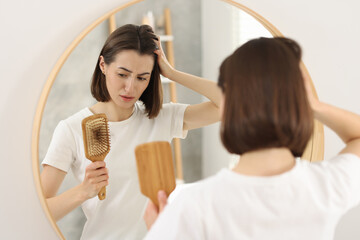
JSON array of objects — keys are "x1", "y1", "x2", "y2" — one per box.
[
  {"x1": 89, "y1": 101, "x2": 134, "y2": 122},
  {"x1": 232, "y1": 148, "x2": 295, "y2": 177}
]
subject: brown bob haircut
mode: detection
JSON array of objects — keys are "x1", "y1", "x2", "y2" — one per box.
[
  {"x1": 91, "y1": 24, "x2": 162, "y2": 119},
  {"x1": 218, "y1": 37, "x2": 313, "y2": 157}
]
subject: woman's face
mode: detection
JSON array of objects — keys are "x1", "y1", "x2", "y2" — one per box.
[{"x1": 100, "y1": 50, "x2": 154, "y2": 109}]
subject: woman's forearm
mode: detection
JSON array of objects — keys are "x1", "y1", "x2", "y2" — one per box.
[
  {"x1": 313, "y1": 101, "x2": 360, "y2": 144},
  {"x1": 168, "y1": 69, "x2": 222, "y2": 107},
  {"x1": 46, "y1": 184, "x2": 88, "y2": 221}
]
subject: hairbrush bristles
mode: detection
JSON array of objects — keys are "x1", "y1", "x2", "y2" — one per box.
[
  {"x1": 82, "y1": 114, "x2": 110, "y2": 161},
  {"x1": 85, "y1": 118, "x2": 110, "y2": 156}
]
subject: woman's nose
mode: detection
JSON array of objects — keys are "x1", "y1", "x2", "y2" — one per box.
[{"x1": 124, "y1": 77, "x2": 135, "y2": 93}]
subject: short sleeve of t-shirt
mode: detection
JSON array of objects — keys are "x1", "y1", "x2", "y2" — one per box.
[
  {"x1": 160, "y1": 102, "x2": 189, "y2": 139},
  {"x1": 42, "y1": 120, "x2": 76, "y2": 172},
  {"x1": 325, "y1": 153, "x2": 360, "y2": 210}
]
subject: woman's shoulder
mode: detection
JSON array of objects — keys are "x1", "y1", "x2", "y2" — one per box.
[
  {"x1": 161, "y1": 102, "x2": 189, "y2": 110},
  {"x1": 136, "y1": 102, "x2": 188, "y2": 119},
  {"x1": 157, "y1": 102, "x2": 189, "y2": 118},
  {"x1": 170, "y1": 170, "x2": 228, "y2": 201},
  {"x1": 62, "y1": 108, "x2": 93, "y2": 126},
  {"x1": 299, "y1": 153, "x2": 360, "y2": 170},
  {"x1": 296, "y1": 154, "x2": 360, "y2": 187},
  {"x1": 54, "y1": 108, "x2": 92, "y2": 134}
]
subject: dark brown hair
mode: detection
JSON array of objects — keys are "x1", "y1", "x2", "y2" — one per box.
[
  {"x1": 91, "y1": 24, "x2": 162, "y2": 118},
  {"x1": 218, "y1": 37, "x2": 313, "y2": 157}
]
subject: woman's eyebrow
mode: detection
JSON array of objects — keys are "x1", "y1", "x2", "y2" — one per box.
[
  {"x1": 118, "y1": 67, "x2": 150, "y2": 76},
  {"x1": 118, "y1": 67, "x2": 132, "y2": 72},
  {"x1": 138, "y1": 72, "x2": 151, "y2": 76}
]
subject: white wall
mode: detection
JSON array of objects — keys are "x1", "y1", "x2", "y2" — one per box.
[{"x1": 1, "y1": 0, "x2": 359, "y2": 239}]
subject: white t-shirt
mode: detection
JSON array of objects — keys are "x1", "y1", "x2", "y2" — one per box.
[
  {"x1": 145, "y1": 154, "x2": 360, "y2": 240},
  {"x1": 42, "y1": 102, "x2": 188, "y2": 240}
]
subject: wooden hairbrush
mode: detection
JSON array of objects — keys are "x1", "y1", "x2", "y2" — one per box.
[
  {"x1": 81, "y1": 113, "x2": 110, "y2": 200},
  {"x1": 135, "y1": 141, "x2": 176, "y2": 207}
]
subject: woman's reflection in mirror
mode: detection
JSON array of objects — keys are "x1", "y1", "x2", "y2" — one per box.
[
  {"x1": 40, "y1": 24, "x2": 222, "y2": 239},
  {"x1": 145, "y1": 37, "x2": 360, "y2": 240}
]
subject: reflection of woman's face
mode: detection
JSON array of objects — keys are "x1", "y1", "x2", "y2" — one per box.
[{"x1": 100, "y1": 50, "x2": 154, "y2": 109}]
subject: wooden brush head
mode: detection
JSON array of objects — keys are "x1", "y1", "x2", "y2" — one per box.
[
  {"x1": 81, "y1": 113, "x2": 110, "y2": 162},
  {"x1": 135, "y1": 141, "x2": 176, "y2": 207}
]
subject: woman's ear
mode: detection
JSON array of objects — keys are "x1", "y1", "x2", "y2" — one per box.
[
  {"x1": 99, "y1": 56, "x2": 106, "y2": 73},
  {"x1": 219, "y1": 94, "x2": 225, "y2": 119}
]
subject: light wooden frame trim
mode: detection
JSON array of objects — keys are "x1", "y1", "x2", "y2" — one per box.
[
  {"x1": 163, "y1": 8, "x2": 184, "y2": 180},
  {"x1": 32, "y1": 1, "x2": 143, "y2": 239},
  {"x1": 32, "y1": 0, "x2": 325, "y2": 239}
]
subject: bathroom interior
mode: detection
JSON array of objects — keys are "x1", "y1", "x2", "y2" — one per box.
[{"x1": 2, "y1": 0, "x2": 360, "y2": 239}]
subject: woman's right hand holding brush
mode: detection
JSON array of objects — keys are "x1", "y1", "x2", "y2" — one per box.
[{"x1": 80, "y1": 161, "x2": 109, "y2": 200}]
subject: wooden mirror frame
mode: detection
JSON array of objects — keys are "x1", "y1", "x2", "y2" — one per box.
[{"x1": 31, "y1": 0, "x2": 324, "y2": 238}]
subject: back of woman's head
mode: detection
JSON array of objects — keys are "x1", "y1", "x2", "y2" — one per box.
[
  {"x1": 91, "y1": 24, "x2": 162, "y2": 118},
  {"x1": 218, "y1": 37, "x2": 313, "y2": 157}
]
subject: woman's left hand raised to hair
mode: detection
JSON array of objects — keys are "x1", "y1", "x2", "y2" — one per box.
[
  {"x1": 300, "y1": 64, "x2": 320, "y2": 111},
  {"x1": 153, "y1": 36, "x2": 175, "y2": 79},
  {"x1": 153, "y1": 35, "x2": 222, "y2": 131},
  {"x1": 144, "y1": 190, "x2": 168, "y2": 230}
]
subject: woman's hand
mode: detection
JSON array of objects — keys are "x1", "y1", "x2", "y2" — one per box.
[
  {"x1": 80, "y1": 161, "x2": 109, "y2": 200},
  {"x1": 153, "y1": 36, "x2": 222, "y2": 131},
  {"x1": 154, "y1": 36, "x2": 175, "y2": 79},
  {"x1": 301, "y1": 64, "x2": 321, "y2": 111},
  {"x1": 144, "y1": 190, "x2": 168, "y2": 230}
]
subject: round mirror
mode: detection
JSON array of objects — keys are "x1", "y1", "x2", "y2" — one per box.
[{"x1": 32, "y1": 0, "x2": 324, "y2": 239}]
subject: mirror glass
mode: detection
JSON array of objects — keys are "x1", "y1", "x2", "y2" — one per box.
[{"x1": 39, "y1": 0, "x2": 273, "y2": 239}]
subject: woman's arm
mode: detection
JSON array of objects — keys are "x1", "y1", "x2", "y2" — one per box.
[
  {"x1": 312, "y1": 102, "x2": 360, "y2": 157},
  {"x1": 166, "y1": 70, "x2": 222, "y2": 131},
  {"x1": 303, "y1": 68, "x2": 360, "y2": 157},
  {"x1": 41, "y1": 161, "x2": 109, "y2": 221},
  {"x1": 155, "y1": 38, "x2": 222, "y2": 131}
]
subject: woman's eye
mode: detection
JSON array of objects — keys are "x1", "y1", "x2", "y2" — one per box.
[
  {"x1": 118, "y1": 74, "x2": 126, "y2": 78},
  {"x1": 138, "y1": 77, "x2": 147, "y2": 81}
]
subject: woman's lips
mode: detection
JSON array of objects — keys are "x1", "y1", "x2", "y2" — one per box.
[{"x1": 120, "y1": 95, "x2": 135, "y2": 102}]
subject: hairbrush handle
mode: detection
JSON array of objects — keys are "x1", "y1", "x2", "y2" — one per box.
[
  {"x1": 94, "y1": 157, "x2": 107, "y2": 201},
  {"x1": 98, "y1": 186, "x2": 106, "y2": 200}
]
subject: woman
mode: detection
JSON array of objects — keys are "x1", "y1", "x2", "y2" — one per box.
[
  {"x1": 40, "y1": 24, "x2": 221, "y2": 239},
  {"x1": 144, "y1": 37, "x2": 360, "y2": 240}
]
